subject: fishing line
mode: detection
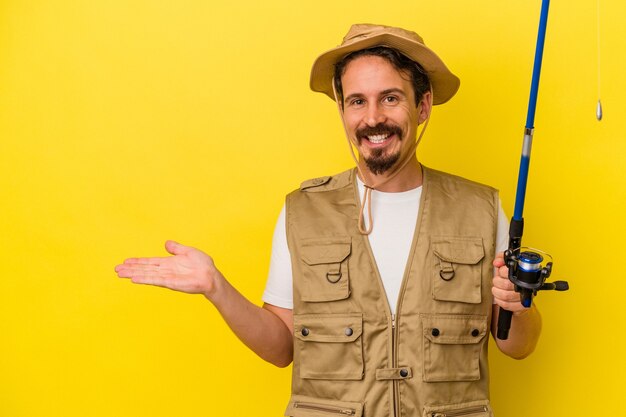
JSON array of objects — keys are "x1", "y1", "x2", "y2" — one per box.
[{"x1": 596, "y1": 0, "x2": 603, "y2": 121}]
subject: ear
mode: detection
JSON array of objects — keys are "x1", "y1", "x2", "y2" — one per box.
[{"x1": 417, "y1": 90, "x2": 433, "y2": 124}]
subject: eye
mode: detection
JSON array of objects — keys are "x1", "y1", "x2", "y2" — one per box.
[
  {"x1": 383, "y1": 95, "x2": 398, "y2": 104},
  {"x1": 349, "y1": 98, "x2": 365, "y2": 107}
]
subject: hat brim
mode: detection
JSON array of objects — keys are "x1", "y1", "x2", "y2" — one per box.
[{"x1": 310, "y1": 33, "x2": 460, "y2": 105}]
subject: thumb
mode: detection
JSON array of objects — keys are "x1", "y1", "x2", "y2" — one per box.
[{"x1": 165, "y1": 240, "x2": 190, "y2": 256}]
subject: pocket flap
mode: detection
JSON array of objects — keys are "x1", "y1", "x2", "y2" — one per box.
[
  {"x1": 294, "y1": 313, "x2": 362, "y2": 343},
  {"x1": 432, "y1": 237, "x2": 485, "y2": 265},
  {"x1": 422, "y1": 314, "x2": 487, "y2": 345},
  {"x1": 301, "y1": 237, "x2": 351, "y2": 265},
  {"x1": 285, "y1": 394, "x2": 363, "y2": 417}
]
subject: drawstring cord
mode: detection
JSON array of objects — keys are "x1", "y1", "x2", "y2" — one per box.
[
  {"x1": 331, "y1": 81, "x2": 431, "y2": 235},
  {"x1": 359, "y1": 184, "x2": 375, "y2": 234}
]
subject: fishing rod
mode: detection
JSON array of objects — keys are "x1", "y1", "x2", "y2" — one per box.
[{"x1": 496, "y1": 0, "x2": 569, "y2": 340}]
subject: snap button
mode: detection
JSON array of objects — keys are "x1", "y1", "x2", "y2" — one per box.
[
  {"x1": 399, "y1": 368, "x2": 409, "y2": 378},
  {"x1": 345, "y1": 327, "x2": 353, "y2": 336},
  {"x1": 471, "y1": 329, "x2": 480, "y2": 337},
  {"x1": 431, "y1": 328, "x2": 440, "y2": 337},
  {"x1": 301, "y1": 328, "x2": 310, "y2": 336}
]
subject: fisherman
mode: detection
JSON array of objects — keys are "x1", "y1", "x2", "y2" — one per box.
[{"x1": 116, "y1": 23, "x2": 542, "y2": 416}]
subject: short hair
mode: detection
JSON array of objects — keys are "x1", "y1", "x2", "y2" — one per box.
[{"x1": 333, "y1": 46, "x2": 431, "y2": 108}]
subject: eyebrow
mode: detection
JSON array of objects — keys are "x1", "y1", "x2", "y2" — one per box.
[
  {"x1": 381, "y1": 88, "x2": 406, "y2": 97},
  {"x1": 344, "y1": 88, "x2": 407, "y2": 103}
]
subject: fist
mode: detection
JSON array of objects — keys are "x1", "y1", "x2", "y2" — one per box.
[{"x1": 492, "y1": 252, "x2": 528, "y2": 315}]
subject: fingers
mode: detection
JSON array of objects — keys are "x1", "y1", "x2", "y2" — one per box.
[
  {"x1": 492, "y1": 271, "x2": 514, "y2": 293},
  {"x1": 115, "y1": 243, "x2": 183, "y2": 277},
  {"x1": 118, "y1": 257, "x2": 166, "y2": 267},
  {"x1": 128, "y1": 271, "x2": 168, "y2": 287},
  {"x1": 492, "y1": 252, "x2": 527, "y2": 314},
  {"x1": 492, "y1": 251, "x2": 505, "y2": 268},
  {"x1": 115, "y1": 261, "x2": 160, "y2": 279},
  {"x1": 115, "y1": 258, "x2": 164, "y2": 280},
  {"x1": 494, "y1": 298, "x2": 529, "y2": 314},
  {"x1": 492, "y1": 252, "x2": 509, "y2": 281},
  {"x1": 492, "y1": 274, "x2": 528, "y2": 313},
  {"x1": 114, "y1": 262, "x2": 176, "y2": 290}
]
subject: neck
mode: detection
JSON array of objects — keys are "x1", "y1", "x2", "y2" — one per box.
[{"x1": 358, "y1": 157, "x2": 423, "y2": 192}]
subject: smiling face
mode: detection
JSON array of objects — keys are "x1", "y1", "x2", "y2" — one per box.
[{"x1": 340, "y1": 55, "x2": 431, "y2": 178}]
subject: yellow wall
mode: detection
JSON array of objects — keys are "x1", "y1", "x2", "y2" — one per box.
[{"x1": 1, "y1": 1, "x2": 624, "y2": 416}]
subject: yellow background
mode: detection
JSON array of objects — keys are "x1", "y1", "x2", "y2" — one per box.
[{"x1": 1, "y1": 1, "x2": 624, "y2": 416}]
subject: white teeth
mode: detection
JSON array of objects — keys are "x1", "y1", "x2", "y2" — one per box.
[{"x1": 367, "y1": 134, "x2": 389, "y2": 144}]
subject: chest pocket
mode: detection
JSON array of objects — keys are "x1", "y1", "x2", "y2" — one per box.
[
  {"x1": 300, "y1": 237, "x2": 351, "y2": 302},
  {"x1": 431, "y1": 237, "x2": 485, "y2": 304}
]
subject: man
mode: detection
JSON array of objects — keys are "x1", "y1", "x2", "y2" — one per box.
[{"x1": 116, "y1": 24, "x2": 541, "y2": 416}]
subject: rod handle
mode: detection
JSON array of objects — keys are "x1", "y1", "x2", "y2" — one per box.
[{"x1": 497, "y1": 307, "x2": 513, "y2": 340}]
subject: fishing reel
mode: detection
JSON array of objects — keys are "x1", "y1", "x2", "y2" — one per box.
[
  {"x1": 497, "y1": 247, "x2": 569, "y2": 340},
  {"x1": 505, "y1": 248, "x2": 569, "y2": 306}
]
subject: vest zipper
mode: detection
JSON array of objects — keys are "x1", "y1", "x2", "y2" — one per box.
[
  {"x1": 354, "y1": 171, "x2": 412, "y2": 417},
  {"x1": 392, "y1": 312, "x2": 400, "y2": 417},
  {"x1": 430, "y1": 405, "x2": 489, "y2": 417},
  {"x1": 293, "y1": 401, "x2": 356, "y2": 415}
]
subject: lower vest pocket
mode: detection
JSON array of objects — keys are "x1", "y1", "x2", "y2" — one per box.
[
  {"x1": 422, "y1": 400, "x2": 493, "y2": 417},
  {"x1": 285, "y1": 395, "x2": 363, "y2": 417},
  {"x1": 421, "y1": 314, "x2": 487, "y2": 382},
  {"x1": 294, "y1": 313, "x2": 363, "y2": 380}
]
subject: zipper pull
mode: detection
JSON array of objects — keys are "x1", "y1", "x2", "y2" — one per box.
[{"x1": 391, "y1": 314, "x2": 396, "y2": 329}]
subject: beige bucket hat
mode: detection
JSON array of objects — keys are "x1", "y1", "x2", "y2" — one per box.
[{"x1": 310, "y1": 23, "x2": 460, "y2": 105}]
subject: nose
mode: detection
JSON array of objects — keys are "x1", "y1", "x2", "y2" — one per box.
[{"x1": 364, "y1": 102, "x2": 386, "y2": 127}]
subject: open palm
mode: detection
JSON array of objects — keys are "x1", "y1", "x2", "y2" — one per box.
[{"x1": 115, "y1": 240, "x2": 218, "y2": 297}]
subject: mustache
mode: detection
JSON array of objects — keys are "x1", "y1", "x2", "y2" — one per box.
[{"x1": 356, "y1": 123, "x2": 403, "y2": 140}]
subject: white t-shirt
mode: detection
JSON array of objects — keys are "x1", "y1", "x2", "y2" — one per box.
[{"x1": 262, "y1": 178, "x2": 509, "y2": 312}]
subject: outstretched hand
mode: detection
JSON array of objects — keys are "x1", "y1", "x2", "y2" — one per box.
[{"x1": 115, "y1": 240, "x2": 221, "y2": 299}]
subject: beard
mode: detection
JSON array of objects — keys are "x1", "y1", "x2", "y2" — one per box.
[
  {"x1": 356, "y1": 122, "x2": 404, "y2": 175},
  {"x1": 364, "y1": 148, "x2": 401, "y2": 175}
]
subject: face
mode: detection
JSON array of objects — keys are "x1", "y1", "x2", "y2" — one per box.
[{"x1": 340, "y1": 55, "x2": 431, "y2": 176}]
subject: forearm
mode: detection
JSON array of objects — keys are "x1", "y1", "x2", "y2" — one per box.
[
  {"x1": 208, "y1": 273, "x2": 293, "y2": 367},
  {"x1": 492, "y1": 303, "x2": 542, "y2": 359},
  {"x1": 116, "y1": 241, "x2": 293, "y2": 367}
]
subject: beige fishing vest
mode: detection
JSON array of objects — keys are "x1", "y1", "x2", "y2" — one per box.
[{"x1": 284, "y1": 166, "x2": 498, "y2": 417}]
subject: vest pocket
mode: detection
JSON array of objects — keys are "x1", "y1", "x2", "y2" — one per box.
[
  {"x1": 285, "y1": 394, "x2": 363, "y2": 417},
  {"x1": 422, "y1": 400, "x2": 493, "y2": 417},
  {"x1": 300, "y1": 237, "x2": 351, "y2": 302},
  {"x1": 421, "y1": 314, "x2": 487, "y2": 382},
  {"x1": 431, "y1": 237, "x2": 485, "y2": 304},
  {"x1": 294, "y1": 313, "x2": 363, "y2": 380}
]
